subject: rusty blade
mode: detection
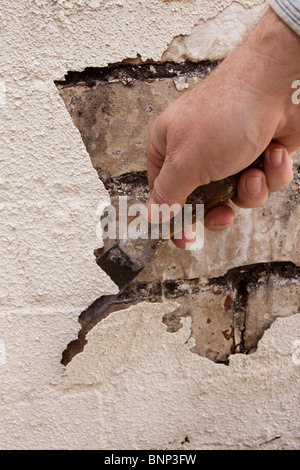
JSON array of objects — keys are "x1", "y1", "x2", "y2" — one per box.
[
  {"x1": 80, "y1": 155, "x2": 264, "y2": 325},
  {"x1": 79, "y1": 243, "x2": 143, "y2": 324}
]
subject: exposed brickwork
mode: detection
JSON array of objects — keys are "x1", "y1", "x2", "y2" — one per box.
[{"x1": 57, "y1": 62, "x2": 300, "y2": 366}]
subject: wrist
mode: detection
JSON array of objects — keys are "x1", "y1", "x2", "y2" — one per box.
[{"x1": 243, "y1": 8, "x2": 300, "y2": 97}]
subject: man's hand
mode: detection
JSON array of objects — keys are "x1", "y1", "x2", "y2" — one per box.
[{"x1": 146, "y1": 8, "x2": 300, "y2": 249}]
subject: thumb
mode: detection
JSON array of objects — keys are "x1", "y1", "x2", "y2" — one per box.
[{"x1": 146, "y1": 157, "x2": 200, "y2": 223}]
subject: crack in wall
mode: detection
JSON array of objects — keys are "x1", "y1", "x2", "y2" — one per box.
[
  {"x1": 61, "y1": 261, "x2": 299, "y2": 366},
  {"x1": 55, "y1": 59, "x2": 219, "y2": 89},
  {"x1": 209, "y1": 261, "x2": 300, "y2": 355}
]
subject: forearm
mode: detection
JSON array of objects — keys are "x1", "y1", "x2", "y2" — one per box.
[
  {"x1": 247, "y1": 7, "x2": 300, "y2": 89},
  {"x1": 146, "y1": 3, "x2": 300, "y2": 239},
  {"x1": 210, "y1": 6, "x2": 300, "y2": 143},
  {"x1": 225, "y1": 7, "x2": 300, "y2": 99}
]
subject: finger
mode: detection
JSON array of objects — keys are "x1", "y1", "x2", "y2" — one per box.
[
  {"x1": 146, "y1": 128, "x2": 166, "y2": 192},
  {"x1": 146, "y1": 122, "x2": 189, "y2": 223},
  {"x1": 264, "y1": 143, "x2": 293, "y2": 192},
  {"x1": 204, "y1": 203, "x2": 236, "y2": 232},
  {"x1": 172, "y1": 203, "x2": 235, "y2": 248},
  {"x1": 232, "y1": 168, "x2": 269, "y2": 209},
  {"x1": 146, "y1": 154, "x2": 207, "y2": 222}
]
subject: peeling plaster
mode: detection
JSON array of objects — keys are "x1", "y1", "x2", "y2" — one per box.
[
  {"x1": 63, "y1": 304, "x2": 300, "y2": 450},
  {"x1": 162, "y1": 1, "x2": 268, "y2": 62},
  {"x1": 61, "y1": 260, "x2": 300, "y2": 366}
]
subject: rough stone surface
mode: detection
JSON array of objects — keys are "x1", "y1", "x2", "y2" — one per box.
[
  {"x1": 56, "y1": 63, "x2": 214, "y2": 182},
  {"x1": 245, "y1": 277, "x2": 300, "y2": 352},
  {"x1": 58, "y1": 70, "x2": 300, "y2": 367},
  {"x1": 58, "y1": 71, "x2": 300, "y2": 282}
]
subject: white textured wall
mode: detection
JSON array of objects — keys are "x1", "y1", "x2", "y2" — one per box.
[{"x1": 0, "y1": 0, "x2": 299, "y2": 450}]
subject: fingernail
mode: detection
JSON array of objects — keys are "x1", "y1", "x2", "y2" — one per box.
[
  {"x1": 245, "y1": 176, "x2": 263, "y2": 196},
  {"x1": 212, "y1": 223, "x2": 231, "y2": 230},
  {"x1": 268, "y1": 148, "x2": 283, "y2": 167}
]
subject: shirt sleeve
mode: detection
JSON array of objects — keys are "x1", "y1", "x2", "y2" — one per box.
[{"x1": 269, "y1": 0, "x2": 300, "y2": 36}]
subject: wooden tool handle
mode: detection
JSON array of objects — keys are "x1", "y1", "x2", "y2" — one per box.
[
  {"x1": 168, "y1": 154, "x2": 264, "y2": 238},
  {"x1": 119, "y1": 154, "x2": 264, "y2": 266}
]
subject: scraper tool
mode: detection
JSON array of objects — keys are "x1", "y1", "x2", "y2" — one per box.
[{"x1": 80, "y1": 156, "x2": 263, "y2": 325}]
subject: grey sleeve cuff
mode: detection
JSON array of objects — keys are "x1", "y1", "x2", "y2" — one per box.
[{"x1": 269, "y1": 0, "x2": 300, "y2": 36}]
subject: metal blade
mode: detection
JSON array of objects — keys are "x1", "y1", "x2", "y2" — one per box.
[
  {"x1": 79, "y1": 243, "x2": 143, "y2": 324},
  {"x1": 79, "y1": 155, "x2": 264, "y2": 325}
]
